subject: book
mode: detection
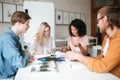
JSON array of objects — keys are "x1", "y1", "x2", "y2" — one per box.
[{"x1": 31, "y1": 60, "x2": 57, "y2": 73}]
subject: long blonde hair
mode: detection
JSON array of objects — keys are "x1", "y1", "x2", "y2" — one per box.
[{"x1": 35, "y1": 22, "x2": 51, "y2": 46}]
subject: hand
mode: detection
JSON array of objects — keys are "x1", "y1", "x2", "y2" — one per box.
[
  {"x1": 50, "y1": 48, "x2": 55, "y2": 53},
  {"x1": 35, "y1": 51, "x2": 42, "y2": 55},
  {"x1": 50, "y1": 48, "x2": 54, "y2": 51},
  {"x1": 49, "y1": 48, "x2": 55, "y2": 54},
  {"x1": 28, "y1": 56, "x2": 34, "y2": 63},
  {"x1": 73, "y1": 43, "x2": 79, "y2": 47},
  {"x1": 65, "y1": 51, "x2": 80, "y2": 61},
  {"x1": 24, "y1": 51, "x2": 31, "y2": 55},
  {"x1": 59, "y1": 46, "x2": 66, "y2": 52}
]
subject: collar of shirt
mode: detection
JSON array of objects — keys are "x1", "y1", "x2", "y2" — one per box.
[{"x1": 7, "y1": 27, "x2": 20, "y2": 42}]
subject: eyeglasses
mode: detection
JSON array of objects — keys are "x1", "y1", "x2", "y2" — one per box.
[{"x1": 97, "y1": 16, "x2": 104, "y2": 21}]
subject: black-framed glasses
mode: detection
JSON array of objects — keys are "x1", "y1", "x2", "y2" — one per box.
[{"x1": 97, "y1": 16, "x2": 104, "y2": 21}]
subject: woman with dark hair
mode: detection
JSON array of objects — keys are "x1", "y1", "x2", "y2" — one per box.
[{"x1": 60, "y1": 19, "x2": 89, "y2": 56}]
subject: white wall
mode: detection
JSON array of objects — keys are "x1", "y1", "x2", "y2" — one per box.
[
  {"x1": 0, "y1": 0, "x2": 91, "y2": 40},
  {"x1": 23, "y1": 1, "x2": 55, "y2": 45},
  {"x1": 0, "y1": 23, "x2": 10, "y2": 34},
  {"x1": 54, "y1": 0, "x2": 91, "y2": 39}
]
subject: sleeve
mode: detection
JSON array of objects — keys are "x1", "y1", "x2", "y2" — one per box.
[
  {"x1": 87, "y1": 38, "x2": 120, "y2": 73},
  {"x1": 3, "y1": 38, "x2": 30, "y2": 68},
  {"x1": 82, "y1": 35, "x2": 89, "y2": 46},
  {"x1": 29, "y1": 38, "x2": 38, "y2": 55},
  {"x1": 67, "y1": 36, "x2": 71, "y2": 46},
  {"x1": 51, "y1": 36, "x2": 56, "y2": 48}
]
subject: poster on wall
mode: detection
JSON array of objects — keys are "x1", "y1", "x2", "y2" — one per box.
[
  {"x1": 55, "y1": 10, "x2": 62, "y2": 24},
  {"x1": 74, "y1": 13, "x2": 80, "y2": 19},
  {"x1": 81, "y1": 14, "x2": 86, "y2": 22},
  {"x1": 63, "y1": 11, "x2": 69, "y2": 24},
  {"x1": 69, "y1": 12, "x2": 74, "y2": 23},
  {"x1": 3, "y1": 3, "x2": 16, "y2": 22},
  {"x1": 17, "y1": 5, "x2": 23, "y2": 11},
  {"x1": 23, "y1": 1, "x2": 55, "y2": 44},
  {"x1": 0, "y1": 3, "x2": 2, "y2": 22}
]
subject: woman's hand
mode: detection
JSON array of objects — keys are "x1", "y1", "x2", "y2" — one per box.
[
  {"x1": 73, "y1": 39, "x2": 81, "y2": 47},
  {"x1": 59, "y1": 46, "x2": 67, "y2": 52},
  {"x1": 49, "y1": 48, "x2": 55, "y2": 54},
  {"x1": 74, "y1": 43, "x2": 81, "y2": 47},
  {"x1": 30, "y1": 50, "x2": 42, "y2": 55}
]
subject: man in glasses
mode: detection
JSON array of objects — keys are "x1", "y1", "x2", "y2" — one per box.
[{"x1": 66, "y1": 6, "x2": 120, "y2": 78}]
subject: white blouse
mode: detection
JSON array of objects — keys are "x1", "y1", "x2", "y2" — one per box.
[
  {"x1": 68, "y1": 35, "x2": 89, "y2": 53},
  {"x1": 29, "y1": 36, "x2": 55, "y2": 55}
]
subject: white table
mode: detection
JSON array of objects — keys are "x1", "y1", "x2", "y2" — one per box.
[{"x1": 14, "y1": 59, "x2": 120, "y2": 80}]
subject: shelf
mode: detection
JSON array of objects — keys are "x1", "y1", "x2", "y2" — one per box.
[
  {"x1": 55, "y1": 39, "x2": 68, "y2": 47},
  {"x1": 88, "y1": 36, "x2": 97, "y2": 46}
]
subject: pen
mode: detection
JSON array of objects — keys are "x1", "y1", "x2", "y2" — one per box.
[
  {"x1": 70, "y1": 64, "x2": 72, "y2": 68},
  {"x1": 65, "y1": 58, "x2": 72, "y2": 68}
]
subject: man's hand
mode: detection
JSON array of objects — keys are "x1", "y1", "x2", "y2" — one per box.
[
  {"x1": 28, "y1": 56, "x2": 34, "y2": 63},
  {"x1": 66, "y1": 51, "x2": 81, "y2": 61}
]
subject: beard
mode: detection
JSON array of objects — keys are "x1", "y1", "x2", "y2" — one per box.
[
  {"x1": 99, "y1": 28, "x2": 106, "y2": 34},
  {"x1": 100, "y1": 28, "x2": 105, "y2": 33}
]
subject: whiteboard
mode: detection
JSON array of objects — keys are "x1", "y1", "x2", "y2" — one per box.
[{"x1": 23, "y1": 1, "x2": 55, "y2": 44}]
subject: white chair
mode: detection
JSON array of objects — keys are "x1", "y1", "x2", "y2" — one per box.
[{"x1": 89, "y1": 45, "x2": 102, "y2": 57}]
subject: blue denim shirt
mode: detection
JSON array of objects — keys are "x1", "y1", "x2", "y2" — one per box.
[{"x1": 0, "y1": 28, "x2": 30, "y2": 79}]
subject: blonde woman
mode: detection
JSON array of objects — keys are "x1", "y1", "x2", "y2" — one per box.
[{"x1": 29, "y1": 22, "x2": 55, "y2": 55}]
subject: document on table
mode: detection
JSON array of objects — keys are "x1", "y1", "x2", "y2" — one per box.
[
  {"x1": 31, "y1": 60, "x2": 57, "y2": 73},
  {"x1": 55, "y1": 51, "x2": 66, "y2": 58},
  {"x1": 34, "y1": 54, "x2": 51, "y2": 59}
]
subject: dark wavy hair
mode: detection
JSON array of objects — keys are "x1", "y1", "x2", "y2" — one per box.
[{"x1": 69, "y1": 19, "x2": 87, "y2": 37}]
